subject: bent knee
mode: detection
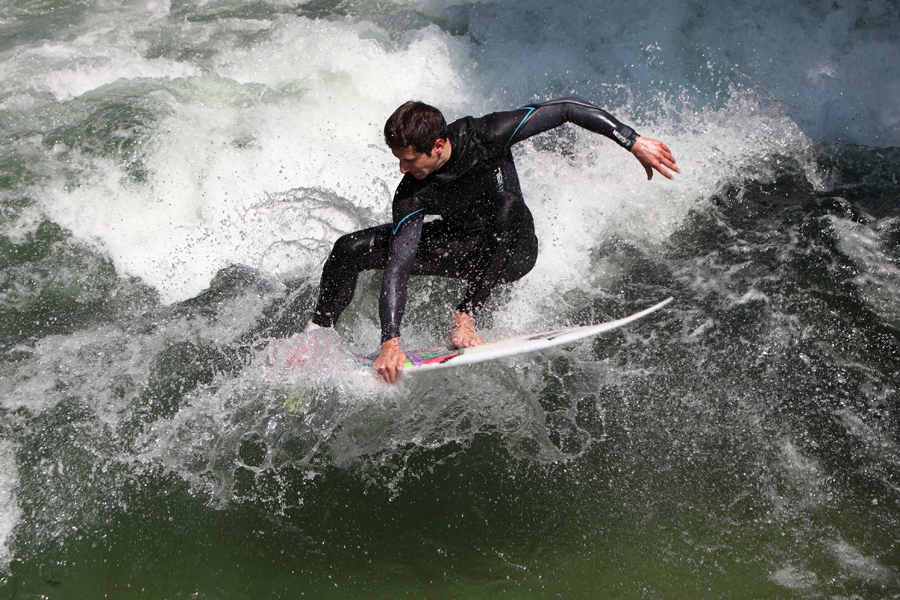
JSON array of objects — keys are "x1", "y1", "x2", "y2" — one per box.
[
  {"x1": 330, "y1": 232, "x2": 361, "y2": 261},
  {"x1": 327, "y1": 225, "x2": 390, "y2": 269},
  {"x1": 504, "y1": 233, "x2": 539, "y2": 282}
]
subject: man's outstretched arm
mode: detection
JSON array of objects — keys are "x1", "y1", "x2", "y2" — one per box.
[{"x1": 496, "y1": 97, "x2": 679, "y2": 179}]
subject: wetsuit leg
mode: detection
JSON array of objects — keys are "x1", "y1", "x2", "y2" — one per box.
[
  {"x1": 311, "y1": 224, "x2": 392, "y2": 328},
  {"x1": 409, "y1": 219, "x2": 537, "y2": 315},
  {"x1": 455, "y1": 225, "x2": 538, "y2": 314},
  {"x1": 411, "y1": 167, "x2": 538, "y2": 289},
  {"x1": 313, "y1": 167, "x2": 538, "y2": 331}
]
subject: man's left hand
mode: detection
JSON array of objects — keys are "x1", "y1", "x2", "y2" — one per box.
[{"x1": 631, "y1": 137, "x2": 680, "y2": 180}]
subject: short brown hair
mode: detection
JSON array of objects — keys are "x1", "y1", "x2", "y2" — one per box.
[{"x1": 384, "y1": 101, "x2": 450, "y2": 155}]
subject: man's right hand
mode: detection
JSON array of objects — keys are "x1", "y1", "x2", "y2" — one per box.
[{"x1": 373, "y1": 337, "x2": 406, "y2": 383}]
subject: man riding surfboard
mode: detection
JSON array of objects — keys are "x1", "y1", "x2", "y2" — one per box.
[{"x1": 305, "y1": 98, "x2": 679, "y2": 382}]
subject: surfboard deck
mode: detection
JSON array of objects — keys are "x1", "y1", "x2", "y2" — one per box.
[{"x1": 358, "y1": 297, "x2": 673, "y2": 373}]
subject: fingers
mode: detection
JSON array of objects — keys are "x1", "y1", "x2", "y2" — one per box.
[
  {"x1": 373, "y1": 359, "x2": 402, "y2": 382},
  {"x1": 374, "y1": 364, "x2": 400, "y2": 383},
  {"x1": 632, "y1": 137, "x2": 680, "y2": 180},
  {"x1": 373, "y1": 339, "x2": 405, "y2": 383},
  {"x1": 653, "y1": 143, "x2": 680, "y2": 179},
  {"x1": 374, "y1": 361, "x2": 402, "y2": 383}
]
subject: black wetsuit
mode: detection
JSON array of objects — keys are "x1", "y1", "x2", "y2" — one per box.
[{"x1": 311, "y1": 97, "x2": 639, "y2": 342}]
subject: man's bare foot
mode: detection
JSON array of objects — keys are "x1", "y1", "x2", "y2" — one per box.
[
  {"x1": 450, "y1": 311, "x2": 483, "y2": 348},
  {"x1": 267, "y1": 325, "x2": 337, "y2": 372}
]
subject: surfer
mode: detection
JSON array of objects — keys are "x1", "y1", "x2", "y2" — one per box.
[{"x1": 305, "y1": 97, "x2": 679, "y2": 382}]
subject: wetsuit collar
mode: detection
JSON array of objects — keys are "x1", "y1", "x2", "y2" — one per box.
[
  {"x1": 433, "y1": 138, "x2": 452, "y2": 173},
  {"x1": 428, "y1": 130, "x2": 463, "y2": 183}
]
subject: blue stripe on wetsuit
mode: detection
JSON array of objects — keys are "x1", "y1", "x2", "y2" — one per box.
[
  {"x1": 393, "y1": 209, "x2": 423, "y2": 235},
  {"x1": 505, "y1": 107, "x2": 535, "y2": 150}
]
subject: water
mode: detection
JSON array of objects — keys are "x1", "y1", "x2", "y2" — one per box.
[{"x1": 1, "y1": 0, "x2": 899, "y2": 597}]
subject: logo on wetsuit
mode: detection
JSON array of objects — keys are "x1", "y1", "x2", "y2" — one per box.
[{"x1": 495, "y1": 167, "x2": 504, "y2": 192}]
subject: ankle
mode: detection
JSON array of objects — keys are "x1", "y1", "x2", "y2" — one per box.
[{"x1": 452, "y1": 311, "x2": 476, "y2": 329}]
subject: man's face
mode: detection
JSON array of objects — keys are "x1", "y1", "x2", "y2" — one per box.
[{"x1": 391, "y1": 139, "x2": 447, "y2": 180}]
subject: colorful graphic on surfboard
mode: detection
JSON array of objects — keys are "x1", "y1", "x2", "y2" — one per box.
[{"x1": 359, "y1": 297, "x2": 674, "y2": 373}]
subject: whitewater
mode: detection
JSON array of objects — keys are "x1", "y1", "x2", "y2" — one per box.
[{"x1": 0, "y1": 0, "x2": 898, "y2": 597}]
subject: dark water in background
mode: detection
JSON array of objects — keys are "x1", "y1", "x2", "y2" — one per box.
[{"x1": 1, "y1": 0, "x2": 899, "y2": 597}]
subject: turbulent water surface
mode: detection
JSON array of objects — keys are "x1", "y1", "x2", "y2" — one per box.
[{"x1": 1, "y1": 0, "x2": 899, "y2": 597}]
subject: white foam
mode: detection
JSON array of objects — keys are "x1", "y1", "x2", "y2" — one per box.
[
  {"x1": 11, "y1": 0, "x2": 892, "y2": 307},
  {"x1": 33, "y1": 16, "x2": 478, "y2": 302},
  {"x1": 0, "y1": 7, "x2": 200, "y2": 103},
  {"x1": 0, "y1": 441, "x2": 21, "y2": 573},
  {"x1": 832, "y1": 539, "x2": 895, "y2": 583},
  {"x1": 831, "y1": 215, "x2": 900, "y2": 327},
  {"x1": 770, "y1": 564, "x2": 819, "y2": 591}
]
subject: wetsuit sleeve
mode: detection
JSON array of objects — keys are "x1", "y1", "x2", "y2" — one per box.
[
  {"x1": 494, "y1": 97, "x2": 639, "y2": 150},
  {"x1": 379, "y1": 208, "x2": 424, "y2": 343}
]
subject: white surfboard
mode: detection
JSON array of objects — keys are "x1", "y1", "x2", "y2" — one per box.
[{"x1": 359, "y1": 297, "x2": 674, "y2": 373}]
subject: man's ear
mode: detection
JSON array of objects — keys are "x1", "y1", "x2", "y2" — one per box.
[{"x1": 432, "y1": 138, "x2": 446, "y2": 155}]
